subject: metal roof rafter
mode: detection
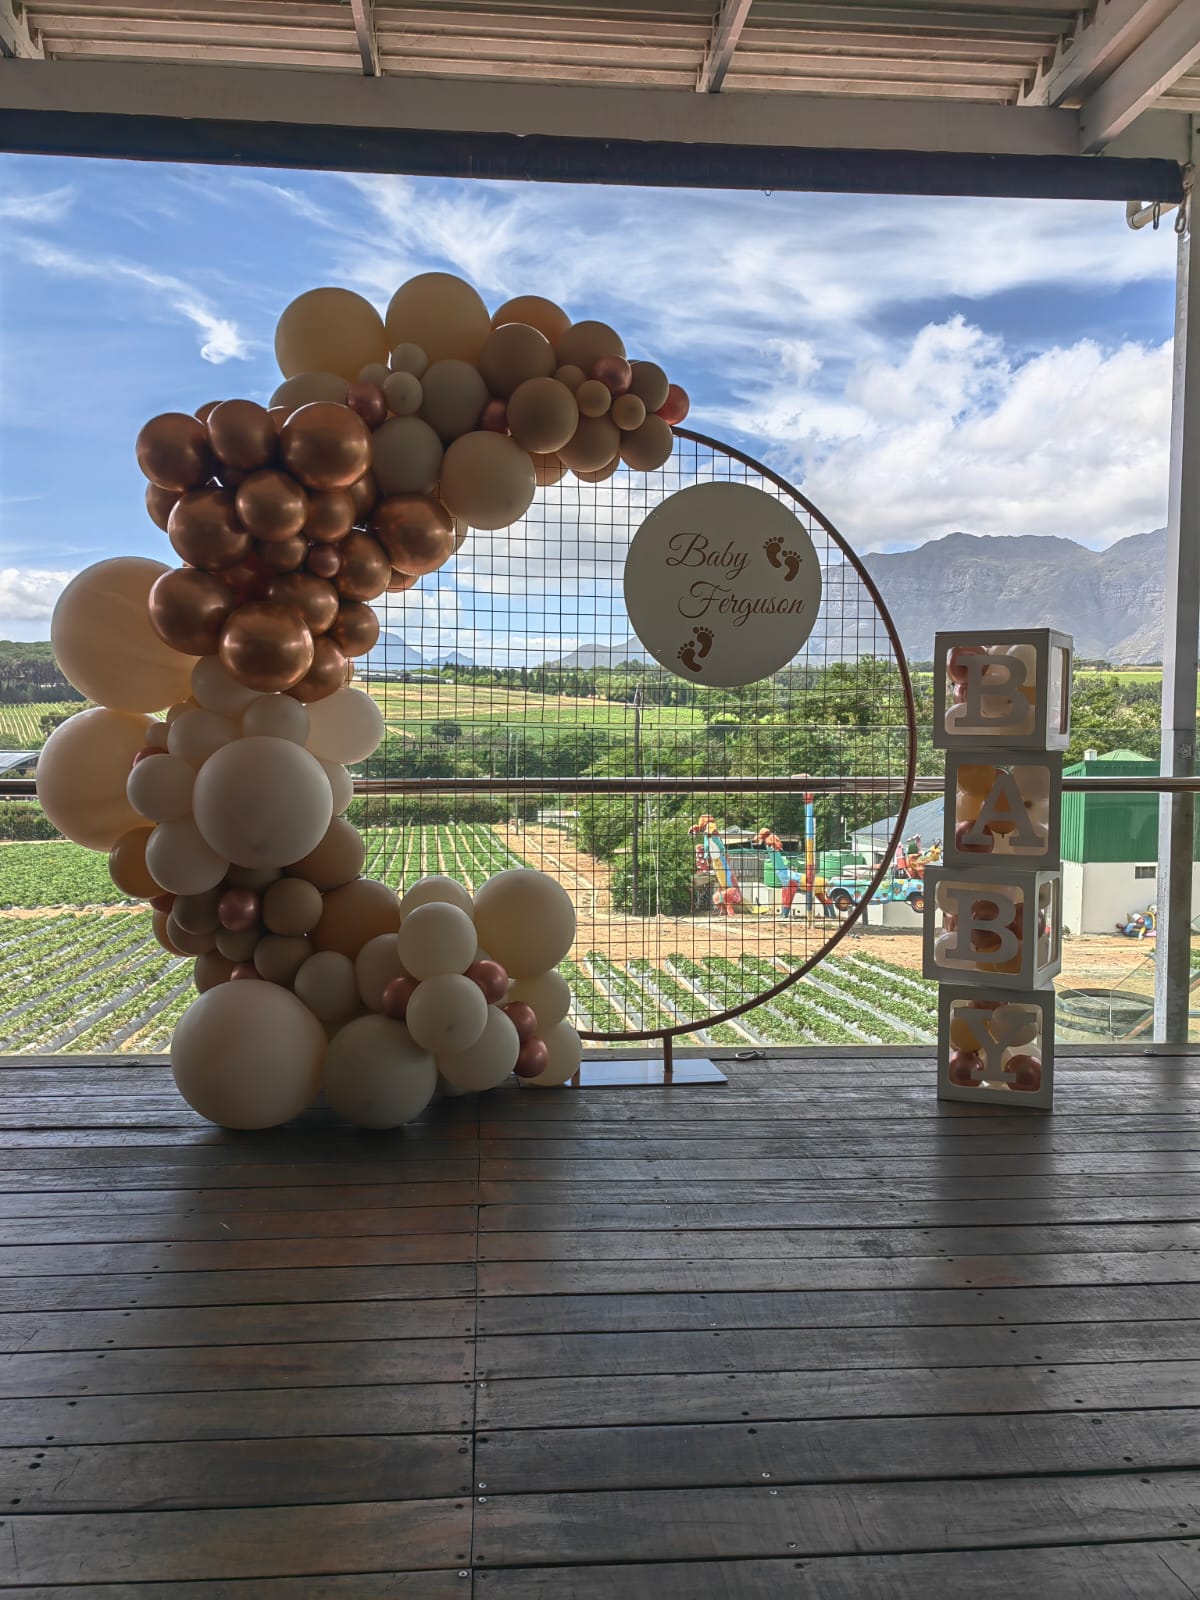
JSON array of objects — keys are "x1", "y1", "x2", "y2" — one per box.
[
  {"x1": 349, "y1": 0, "x2": 379, "y2": 75},
  {"x1": 697, "y1": 0, "x2": 752, "y2": 92},
  {"x1": 0, "y1": 0, "x2": 42, "y2": 58},
  {"x1": 1081, "y1": 0, "x2": 1200, "y2": 151}
]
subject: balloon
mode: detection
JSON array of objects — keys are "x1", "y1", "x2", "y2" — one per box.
[
  {"x1": 145, "y1": 482, "x2": 179, "y2": 532},
  {"x1": 508, "y1": 969, "x2": 572, "y2": 1029},
  {"x1": 555, "y1": 321, "x2": 625, "y2": 371},
  {"x1": 399, "y1": 875, "x2": 474, "y2": 918},
  {"x1": 230, "y1": 962, "x2": 260, "y2": 980},
  {"x1": 191, "y1": 655, "x2": 261, "y2": 719},
  {"x1": 322, "y1": 1015, "x2": 437, "y2": 1128},
  {"x1": 349, "y1": 470, "x2": 379, "y2": 521},
  {"x1": 383, "y1": 370, "x2": 423, "y2": 417},
  {"x1": 355, "y1": 930, "x2": 410, "y2": 1011},
  {"x1": 215, "y1": 925, "x2": 263, "y2": 962},
  {"x1": 149, "y1": 568, "x2": 234, "y2": 656},
  {"x1": 554, "y1": 364, "x2": 586, "y2": 393},
  {"x1": 219, "y1": 601, "x2": 315, "y2": 692},
  {"x1": 262, "y1": 876, "x2": 324, "y2": 936},
  {"x1": 371, "y1": 416, "x2": 444, "y2": 497},
  {"x1": 386, "y1": 274, "x2": 491, "y2": 366},
  {"x1": 471, "y1": 869, "x2": 576, "y2": 978},
  {"x1": 334, "y1": 532, "x2": 392, "y2": 602},
  {"x1": 168, "y1": 913, "x2": 218, "y2": 957},
  {"x1": 419, "y1": 359, "x2": 488, "y2": 441},
  {"x1": 306, "y1": 544, "x2": 342, "y2": 580},
  {"x1": 171, "y1": 982, "x2": 325, "y2": 1128},
  {"x1": 167, "y1": 707, "x2": 237, "y2": 768},
  {"x1": 346, "y1": 380, "x2": 387, "y2": 430},
  {"x1": 192, "y1": 735, "x2": 333, "y2": 868},
  {"x1": 437, "y1": 1005, "x2": 520, "y2": 1093},
  {"x1": 481, "y1": 399, "x2": 508, "y2": 433},
  {"x1": 522, "y1": 1019, "x2": 583, "y2": 1087},
  {"x1": 109, "y1": 827, "x2": 160, "y2": 899},
  {"x1": 359, "y1": 362, "x2": 390, "y2": 386},
  {"x1": 506, "y1": 378, "x2": 579, "y2": 455},
  {"x1": 492, "y1": 295, "x2": 571, "y2": 347},
  {"x1": 312, "y1": 877, "x2": 401, "y2": 958},
  {"x1": 390, "y1": 343, "x2": 429, "y2": 377},
  {"x1": 387, "y1": 570, "x2": 418, "y2": 593},
  {"x1": 299, "y1": 489, "x2": 353, "y2": 546},
  {"x1": 37, "y1": 707, "x2": 152, "y2": 850},
  {"x1": 629, "y1": 360, "x2": 670, "y2": 412},
  {"x1": 286, "y1": 817, "x2": 365, "y2": 889},
  {"x1": 255, "y1": 536, "x2": 309, "y2": 575},
  {"x1": 152, "y1": 907, "x2": 186, "y2": 955},
  {"x1": 269, "y1": 371, "x2": 350, "y2": 412},
  {"x1": 145, "y1": 818, "x2": 229, "y2": 895},
  {"x1": 218, "y1": 887, "x2": 261, "y2": 931},
  {"x1": 295, "y1": 950, "x2": 360, "y2": 1022},
  {"x1": 477, "y1": 324, "x2": 555, "y2": 398},
  {"x1": 574, "y1": 459, "x2": 619, "y2": 485},
  {"x1": 289, "y1": 638, "x2": 350, "y2": 704},
  {"x1": 611, "y1": 394, "x2": 647, "y2": 431},
  {"x1": 279, "y1": 403, "x2": 372, "y2": 493},
  {"x1": 51, "y1": 557, "x2": 197, "y2": 714},
  {"x1": 619, "y1": 414, "x2": 674, "y2": 472},
  {"x1": 381, "y1": 974, "x2": 420, "y2": 1020},
  {"x1": 194, "y1": 951, "x2": 236, "y2": 993},
  {"x1": 439, "y1": 433, "x2": 536, "y2": 531},
  {"x1": 369, "y1": 496, "x2": 455, "y2": 576},
  {"x1": 242, "y1": 693, "x2": 309, "y2": 744},
  {"x1": 173, "y1": 886, "x2": 223, "y2": 935},
  {"x1": 127, "y1": 751, "x2": 195, "y2": 823},
  {"x1": 575, "y1": 380, "x2": 613, "y2": 419},
  {"x1": 268, "y1": 573, "x2": 340, "y2": 636},
  {"x1": 531, "y1": 452, "x2": 568, "y2": 488},
  {"x1": 320, "y1": 758, "x2": 354, "y2": 815},
  {"x1": 592, "y1": 355, "x2": 633, "y2": 396},
  {"x1": 467, "y1": 959, "x2": 510, "y2": 1006},
  {"x1": 206, "y1": 400, "x2": 276, "y2": 472},
  {"x1": 275, "y1": 287, "x2": 388, "y2": 383},
  {"x1": 304, "y1": 686, "x2": 384, "y2": 764},
  {"x1": 405, "y1": 973, "x2": 489, "y2": 1055},
  {"x1": 502, "y1": 1000, "x2": 538, "y2": 1042},
  {"x1": 254, "y1": 933, "x2": 312, "y2": 985},
  {"x1": 397, "y1": 901, "x2": 478, "y2": 979},
  {"x1": 329, "y1": 600, "x2": 380, "y2": 658},
  {"x1": 235, "y1": 470, "x2": 308, "y2": 542},
  {"x1": 145, "y1": 721, "x2": 170, "y2": 751},
  {"x1": 559, "y1": 416, "x2": 619, "y2": 474},
  {"x1": 657, "y1": 383, "x2": 690, "y2": 425},
  {"x1": 136, "y1": 413, "x2": 212, "y2": 491},
  {"x1": 514, "y1": 1037, "x2": 550, "y2": 1079}
]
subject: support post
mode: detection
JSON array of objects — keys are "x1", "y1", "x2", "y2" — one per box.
[{"x1": 1156, "y1": 128, "x2": 1200, "y2": 1044}]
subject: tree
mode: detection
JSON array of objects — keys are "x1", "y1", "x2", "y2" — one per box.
[
  {"x1": 429, "y1": 720, "x2": 463, "y2": 742},
  {"x1": 610, "y1": 821, "x2": 696, "y2": 917}
]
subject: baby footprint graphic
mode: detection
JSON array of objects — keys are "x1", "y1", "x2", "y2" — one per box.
[
  {"x1": 692, "y1": 626, "x2": 713, "y2": 659},
  {"x1": 781, "y1": 547, "x2": 803, "y2": 581},
  {"x1": 677, "y1": 639, "x2": 703, "y2": 673},
  {"x1": 764, "y1": 536, "x2": 785, "y2": 569}
]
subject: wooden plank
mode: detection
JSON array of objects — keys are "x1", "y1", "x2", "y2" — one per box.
[
  {"x1": 0, "y1": 1204, "x2": 479, "y2": 1243},
  {"x1": 0, "y1": 1233, "x2": 477, "y2": 1275},
  {"x1": 0, "y1": 1166, "x2": 480, "y2": 1193},
  {"x1": 0, "y1": 1579, "x2": 462, "y2": 1600},
  {"x1": 0, "y1": 1498, "x2": 472, "y2": 1583},
  {"x1": 0, "y1": 1433, "x2": 472, "y2": 1510},
  {"x1": 0, "y1": 1181, "x2": 480, "y2": 1216},
  {"x1": 476, "y1": 1132, "x2": 1200, "y2": 1160},
  {"x1": 474, "y1": 1406, "x2": 1200, "y2": 1492},
  {"x1": 478, "y1": 1113, "x2": 1200, "y2": 1139},
  {"x1": 480, "y1": 1154, "x2": 1200, "y2": 1181},
  {"x1": 470, "y1": 1473, "x2": 1200, "y2": 1566},
  {"x1": 476, "y1": 1359, "x2": 1200, "y2": 1430},
  {"x1": 0, "y1": 1382, "x2": 474, "y2": 1445},
  {"x1": 479, "y1": 1174, "x2": 1200, "y2": 1203},
  {"x1": 0, "y1": 1263, "x2": 475, "y2": 1312}
]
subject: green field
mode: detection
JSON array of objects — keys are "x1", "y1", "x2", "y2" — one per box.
[
  {"x1": 361, "y1": 680, "x2": 699, "y2": 734},
  {"x1": 0, "y1": 701, "x2": 81, "y2": 748}
]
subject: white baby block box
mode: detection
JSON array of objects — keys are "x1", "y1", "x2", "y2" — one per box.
[
  {"x1": 932, "y1": 629, "x2": 1073, "y2": 752},
  {"x1": 922, "y1": 864, "x2": 1062, "y2": 990},
  {"x1": 942, "y1": 751, "x2": 1063, "y2": 870},
  {"x1": 938, "y1": 985, "x2": 1055, "y2": 1110}
]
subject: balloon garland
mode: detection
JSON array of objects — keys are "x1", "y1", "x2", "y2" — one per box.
[{"x1": 36, "y1": 275, "x2": 689, "y2": 1130}]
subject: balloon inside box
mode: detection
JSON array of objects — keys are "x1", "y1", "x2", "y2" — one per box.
[{"x1": 38, "y1": 273, "x2": 691, "y2": 1128}]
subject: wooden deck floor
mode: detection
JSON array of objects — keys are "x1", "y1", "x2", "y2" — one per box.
[{"x1": 0, "y1": 1051, "x2": 1198, "y2": 1596}]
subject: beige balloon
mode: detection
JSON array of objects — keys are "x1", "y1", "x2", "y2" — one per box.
[
  {"x1": 216, "y1": 925, "x2": 262, "y2": 962},
  {"x1": 191, "y1": 736, "x2": 334, "y2": 868},
  {"x1": 477, "y1": 324, "x2": 556, "y2": 398},
  {"x1": 191, "y1": 655, "x2": 262, "y2": 719},
  {"x1": 227, "y1": 863, "x2": 282, "y2": 890},
  {"x1": 51, "y1": 558, "x2": 197, "y2": 714},
  {"x1": 263, "y1": 875, "x2": 324, "y2": 936},
  {"x1": 573, "y1": 459, "x2": 619, "y2": 485},
  {"x1": 523, "y1": 1019, "x2": 584, "y2": 1087},
  {"x1": 555, "y1": 320, "x2": 625, "y2": 370},
  {"x1": 242, "y1": 694, "x2": 310, "y2": 744},
  {"x1": 419, "y1": 359, "x2": 489, "y2": 441},
  {"x1": 620, "y1": 414, "x2": 675, "y2": 472},
  {"x1": 194, "y1": 950, "x2": 236, "y2": 993},
  {"x1": 506, "y1": 377, "x2": 579, "y2": 455},
  {"x1": 37, "y1": 708, "x2": 152, "y2": 851},
  {"x1": 404, "y1": 973, "x2": 489, "y2": 1056},
  {"x1": 126, "y1": 751, "x2": 195, "y2": 823},
  {"x1": 439, "y1": 433, "x2": 536, "y2": 531},
  {"x1": 167, "y1": 707, "x2": 238, "y2": 769},
  {"x1": 319, "y1": 758, "x2": 354, "y2": 815},
  {"x1": 386, "y1": 274, "x2": 491, "y2": 365},
  {"x1": 269, "y1": 371, "x2": 350, "y2": 412},
  {"x1": 171, "y1": 982, "x2": 326, "y2": 1128},
  {"x1": 531, "y1": 452, "x2": 568, "y2": 488},
  {"x1": 390, "y1": 343, "x2": 429, "y2": 378},
  {"x1": 286, "y1": 817, "x2": 366, "y2": 890},
  {"x1": 397, "y1": 901, "x2": 478, "y2": 979},
  {"x1": 437, "y1": 1005, "x2": 520, "y2": 1093},
  {"x1": 491, "y1": 295, "x2": 571, "y2": 346},
  {"x1": 254, "y1": 933, "x2": 312, "y2": 985},
  {"x1": 558, "y1": 416, "x2": 620, "y2": 475},
  {"x1": 508, "y1": 968, "x2": 573, "y2": 1029},
  {"x1": 358, "y1": 362, "x2": 391, "y2": 386},
  {"x1": 472, "y1": 868, "x2": 576, "y2": 978},
  {"x1": 576, "y1": 379, "x2": 612, "y2": 419},
  {"x1": 399, "y1": 874, "x2": 474, "y2": 918},
  {"x1": 304, "y1": 686, "x2": 385, "y2": 764},
  {"x1": 275, "y1": 288, "x2": 388, "y2": 383},
  {"x1": 173, "y1": 886, "x2": 223, "y2": 935},
  {"x1": 321, "y1": 1014, "x2": 437, "y2": 1128},
  {"x1": 371, "y1": 416, "x2": 444, "y2": 497},
  {"x1": 294, "y1": 950, "x2": 360, "y2": 1022},
  {"x1": 355, "y1": 930, "x2": 410, "y2": 1011},
  {"x1": 628, "y1": 360, "x2": 670, "y2": 413},
  {"x1": 166, "y1": 915, "x2": 218, "y2": 957},
  {"x1": 145, "y1": 818, "x2": 230, "y2": 895},
  {"x1": 383, "y1": 370, "x2": 423, "y2": 417},
  {"x1": 312, "y1": 877, "x2": 401, "y2": 958}
]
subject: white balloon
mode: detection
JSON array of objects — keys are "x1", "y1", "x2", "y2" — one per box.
[
  {"x1": 145, "y1": 819, "x2": 229, "y2": 895},
  {"x1": 145, "y1": 721, "x2": 170, "y2": 751},
  {"x1": 523, "y1": 1019, "x2": 583, "y2": 1087},
  {"x1": 405, "y1": 973, "x2": 489, "y2": 1055},
  {"x1": 304, "y1": 687, "x2": 384, "y2": 766},
  {"x1": 192, "y1": 736, "x2": 333, "y2": 868},
  {"x1": 471, "y1": 869, "x2": 576, "y2": 979},
  {"x1": 168, "y1": 707, "x2": 238, "y2": 769},
  {"x1": 397, "y1": 902, "x2": 478, "y2": 979},
  {"x1": 126, "y1": 752, "x2": 195, "y2": 823},
  {"x1": 191, "y1": 655, "x2": 262, "y2": 719},
  {"x1": 507, "y1": 969, "x2": 573, "y2": 1030},
  {"x1": 437, "y1": 1005, "x2": 520, "y2": 1093},
  {"x1": 320, "y1": 759, "x2": 354, "y2": 815},
  {"x1": 242, "y1": 694, "x2": 310, "y2": 744},
  {"x1": 399, "y1": 874, "x2": 474, "y2": 918},
  {"x1": 294, "y1": 951, "x2": 360, "y2": 1022},
  {"x1": 355, "y1": 931, "x2": 409, "y2": 1011},
  {"x1": 390, "y1": 343, "x2": 428, "y2": 377},
  {"x1": 322, "y1": 1014, "x2": 437, "y2": 1128},
  {"x1": 172, "y1": 982, "x2": 325, "y2": 1129}
]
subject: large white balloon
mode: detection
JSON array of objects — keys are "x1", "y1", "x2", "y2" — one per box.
[
  {"x1": 145, "y1": 819, "x2": 229, "y2": 895},
  {"x1": 322, "y1": 1015, "x2": 437, "y2": 1128},
  {"x1": 507, "y1": 969, "x2": 573, "y2": 1029},
  {"x1": 191, "y1": 655, "x2": 262, "y2": 719},
  {"x1": 294, "y1": 951, "x2": 360, "y2": 1023},
  {"x1": 471, "y1": 869, "x2": 576, "y2": 979},
  {"x1": 167, "y1": 708, "x2": 238, "y2": 769},
  {"x1": 399, "y1": 875, "x2": 474, "y2": 918},
  {"x1": 242, "y1": 694, "x2": 310, "y2": 744},
  {"x1": 51, "y1": 557, "x2": 197, "y2": 714},
  {"x1": 404, "y1": 973, "x2": 489, "y2": 1055},
  {"x1": 523, "y1": 1019, "x2": 583, "y2": 1087},
  {"x1": 36, "y1": 708, "x2": 152, "y2": 851},
  {"x1": 397, "y1": 902, "x2": 478, "y2": 979},
  {"x1": 126, "y1": 752, "x2": 195, "y2": 823},
  {"x1": 437, "y1": 1005, "x2": 520, "y2": 1093},
  {"x1": 304, "y1": 687, "x2": 384, "y2": 765},
  {"x1": 172, "y1": 982, "x2": 326, "y2": 1128},
  {"x1": 192, "y1": 736, "x2": 333, "y2": 867}
]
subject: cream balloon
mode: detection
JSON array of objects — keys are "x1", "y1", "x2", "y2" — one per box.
[
  {"x1": 319, "y1": 759, "x2": 354, "y2": 815},
  {"x1": 439, "y1": 433, "x2": 536, "y2": 531},
  {"x1": 145, "y1": 721, "x2": 170, "y2": 751},
  {"x1": 383, "y1": 370, "x2": 423, "y2": 417},
  {"x1": 227, "y1": 863, "x2": 282, "y2": 890},
  {"x1": 471, "y1": 869, "x2": 576, "y2": 979},
  {"x1": 145, "y1": 818, "x2": 229, "y2": 895},
  {"x1": 397, "y1": 902, "x2": 478, "y2": 979},
  {"x1": 419, "y1": 359, "x2": 489, "y2": 441},
  {"x1": 171, "y1": 982, "x2": 325, "y2": 1128},
  {"x1": 173, "y1": 887, "x2": 223, "y2": 936},
  {"x1": 194, "y1": 950, "x2": 236, "y2": 993},
  {"x1": 405, "y1": 972, "x2": 489, "y2": 1055},
  {"x1": 254, "y1": 933, "x2": 312, "y2": 985},
  {"x1": 399, "y1": 875, "x2": 474, "y2": 919},
  {"x1": 191, "y1": 736, "x2": 333, "y2": 868},
  {"x1": 126, "y1": 752, "x2": 195, "y2": 823},
  {"x1": 294, "y1": 950, "x2": 360, "y2": 1022},
  {"x1": 312, "y1": 878, "x2": 401, "y2": 958},
  {"x1": 191, "y1": 656, "x2": 262, "y2": 719},
  {"x1": 355, "y1": 931, "x2": 410, "y2": 1011},
  {"x1": 389, "y1": 343, "x2": 429, "y2": 377},
  {"x1": 37, "y1": 708, "x2": 152, "y2": 850},
  {"x1": 51, "y1": 557, "x2": 197, "y2": 713},
  {"x1": 262, "y1": 876, "x2": 324, "y2": 936},
  {"x1": 371, "y1": 417, "x2": 444, "y2": 497},
  {"x1": 523, "y1": 1019, "x2": 583, "y2": 1087},
  {"x1": 285, "y1": 817, "x2": 365, "y2": 889},
  {"x1": 507, "y1": 968, "x2": 572, "y2": 1029},
  {"x1": 167, "y1": 708, "x2": 237, "y2": 769},
  {"x1": 242, "y1": 694, "x2": 310, "y2": 744},
  {"x1": 322, "y1": 1014, "x2": 437, "y2": 1128},
  {"x1": 166, "y1": 916, "x2": 217, "y2": 957},
  {"x1": 269, "y1": 371, "x2": 350, "y2": 412},
  {"x1": 216, "y1": 926, "x2": 262, "y2": 962},
  {"x1": 304, "y1": 686, "x2": 384, "y2": 765},
  {"x1": 386, "y1": 274, "x2": 491, "y2": 366},
  {"x1": 275, "y1": 288, "x2": 388, "y2": 382},
  {"x1": 437, "y1": 1004, "x2": 520, "y2": 1093}
]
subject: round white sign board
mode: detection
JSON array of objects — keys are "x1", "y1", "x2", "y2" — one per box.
[{"x1": 624, "y1": 482, "x2": 821, "y2": 687}]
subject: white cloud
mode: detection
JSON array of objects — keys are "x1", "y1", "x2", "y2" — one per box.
[
  {"x1": 0, "y1": 186, "x2": 74, "y2": 224},
  {"x1": 0, "y1": 567, "x2": 73, "y2": 629}
]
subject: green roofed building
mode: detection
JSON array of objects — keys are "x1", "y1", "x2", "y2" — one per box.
[{"x1": 1060, "y1": 749, "x2": 1200, "y2": 935}]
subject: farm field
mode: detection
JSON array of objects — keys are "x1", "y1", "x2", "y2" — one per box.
[
  {"x1": 0, "y1": 700, "x2": 80, "y2": 748},
  {"x1": 361, "y1": 680, "x2": 699, "y2": 736}
]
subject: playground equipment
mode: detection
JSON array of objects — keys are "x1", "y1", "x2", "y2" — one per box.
[
  {"x1": 689, "y1": 815, "x2": 743, "y2": 916},
  {"x1": 1116, "y1": 905, "x2": 1156, "y2": 939}
]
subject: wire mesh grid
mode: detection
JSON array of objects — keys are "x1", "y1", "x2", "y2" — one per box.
[{"x1": 357, "y1": 428, "x2": 916, "y2": 1046}]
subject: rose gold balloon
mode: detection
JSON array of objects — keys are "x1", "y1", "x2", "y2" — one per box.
[
  {"x1": 167, "y1": 489, "x2": 251, "y2": 571},
  {"x1": 145, "y1": 482, "x2": 179, "y2": 532},
  {"x1": 279, "y1": 402, "x2": 372, "y2": 491},
  {"x1": 330, "y1": 599, "x2": 381, "y2": 657},
  {"x1": 207, "y1": 399, "x2": 277, "y2": 472},
  {"x1": 481, "y1": 398, "x2": 508, "y2": 433},
  {"x1": 503, "y1": 999, "x2": 538, "y2": 1041},
  {"x1": 219, "y1": 600, "x2": 315, "y2": 692},
  {"x1": 592, "y1": 354, "x2": 633, "y2": 396},
  {"x1": 195, "y1": 402, "x2": 221, "y2": 425},
  {"x1": 268, "y1": 406, "x2": 289, "y2": 434},
  {"x1": 469, "y1": 959, "x2": 510, "y2": 1006},
  {"x1": 149, "y1": 891, "x2": 175, "y2": 914},
  {"x1": 136, "y1": 413, "x2": 212, "y2": 491},
  {"x1": 348, "y1": 470, "x2": 378, "y2": 523},
  {"x1": 215, "y1": 465, "x2": 248, "y2": 491},
  {"x1": 218, "y1": 887, "x2": 261, "y2": 931},
  {"x1": 230, "y1": 962, "x2": 260, "y2": 980},
  {"x1": 254, "y1": 535, "x2": 309, "y2": 573},
  {"x1": 149, "y1": 567, "x2": 234, "y2": 655},
  {"x1": 387, "y1": 569, "x2": 419, "y2": 593},
  {"x1": 514, "y1": 1037, "x2": 549, "y2": 1078},
  {"x1": 334, "y1": 531, "x2": 392, "y2": 601},
  {"x1": 656, "y1": 383, "x2": 690, "y2": 425},
  {"x1": 306, "y1": 544, "x2": 342, "y2": 580},
  {"x1": 268, "y1": 573, "x2": 341, "y2": 635},
  {"x1": 346, "y1": 381, "x2": 388, "y2": 430},
  {"x1": 304, "y1": 488, "x2": 355, "y2": 543},
  {"x1": 288, "y1": 636, "x2": 349, "y2": 703},
  {"x1": 381, "y1": 975, "x2": 419, "y2": 1021},
  {"x1": 235, "y1": 469, "x2": 308, "y2": 542},
  {"x1": 222, "y1": 558, "x2": 273, "y2": 605},
  {"x1": 369, "y1": 495, "x2": 455, "y2": 576}
]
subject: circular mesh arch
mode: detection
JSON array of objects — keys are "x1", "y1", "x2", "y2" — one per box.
[{"x1": 364, "y1": 427, "x2": 917, "y2": 1048}]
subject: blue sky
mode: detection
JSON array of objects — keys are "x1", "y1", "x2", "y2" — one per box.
[{"x1": 0, "y1": 152, "x2": 1181, "y2": 656}]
